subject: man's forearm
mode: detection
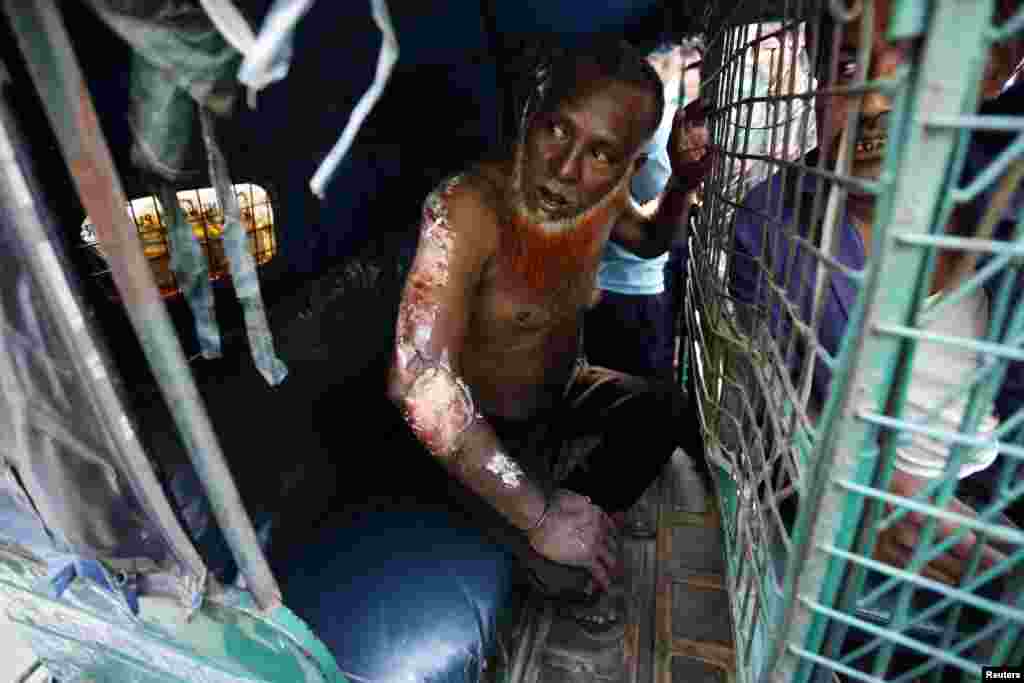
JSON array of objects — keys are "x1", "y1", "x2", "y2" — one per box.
[
  {"x1": 447, "y1": 416, "x2": 550, "y2": 531},
  {"x1": 615, "y1": 182, "x2": 697, "y2": 258},
  {"x1": 389, "y1": 358, "x2": 548, "y2": 532},
  {"x1": 649, "y1": 183, "x2": 697, "y2": 252}
]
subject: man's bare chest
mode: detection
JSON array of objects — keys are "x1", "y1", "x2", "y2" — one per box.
[{"x1": 471, "y1": 257, "x2": 599, "y2": 342}]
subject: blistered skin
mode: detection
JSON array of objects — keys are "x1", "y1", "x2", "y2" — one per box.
[
  {"x1": 393, "y1": 176, "x2": 478, "y2": 459},
  {"x1": 485, "y1": 453, "x2": 525, "y2": 489},
  {"x1": 402, "y1": 362, "x2": 476, "y2": 458}
]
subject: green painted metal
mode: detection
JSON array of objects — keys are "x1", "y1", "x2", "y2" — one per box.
[
  {"x1": 3, "y1": 0, "x2": 283, "y2": 614},
  {"x1": 0, "y1": 548, "x2": 346, "y2": 682},
  {"x1": 0, "y1": 4, "x2": 353, "y2": 681},
  {"x1": 687, "y1": 0, "x2": 1024, "y2": 681}
]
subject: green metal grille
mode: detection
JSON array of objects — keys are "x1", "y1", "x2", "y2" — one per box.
[{"x1": 686, "y1": 0, "x2": 1024, "y2": 681}]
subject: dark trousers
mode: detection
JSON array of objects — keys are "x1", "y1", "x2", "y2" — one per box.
[
  {"x1": 489, "y1": 363, "x2": 685, "y2": 514},
  {"x1": 584, "y1": 290, "x2": 674, "y2": 380},
  {"x1": 448, "y1": 363, "x2": 687, "y2": 596}
]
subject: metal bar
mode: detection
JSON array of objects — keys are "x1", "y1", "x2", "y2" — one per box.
[
  {"x1": 14, "y1": 659, "x2": 42, "y2": 683},
  {"x1": 4, "y1": 0, "x2": 283, "y2": 611},
  {"x1": 835, "y1": 479, "x2": 1024, "y2": 545},
  {"x1": 798, "y1": 597, "x2": 984, "y2": 674},
  {"x1": 924, "y1": 114, "x2": 1024, "y2": 131},
  {"x1": 895, "y1": 233, "x2": 1024, "y2": 255},
  {"x1": 872, "y1": 323, "x2": 1024, "y2": 362},
  {"x1": 819, "y1": 544, "x2": 1024, "y2": 623}
]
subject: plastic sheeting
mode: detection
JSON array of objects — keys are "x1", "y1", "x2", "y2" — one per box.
[{"x1": 0, "y1": 91, "x2": 201, "y2": 599}]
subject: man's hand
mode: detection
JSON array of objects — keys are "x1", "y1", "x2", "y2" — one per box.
[
  {"x1": 527, "y1": 490, "x2": 620, "y2": 592},
  {"x1": 872, "y1": 469, "x2": 1007, "y2": 585},
  {"x1": 668, "y1": 98, "x2": 713, "y2": 192}
]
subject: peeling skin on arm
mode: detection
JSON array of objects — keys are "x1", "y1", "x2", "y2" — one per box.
[
  {"x1": 401, "y1": 358, "x2": 476, "y2": 458},
  {"x1": 486, "y1": 452, "x2": 525, "y2": 489},
  {"x1": 393, "y1": 176, "x2": 477, "y2": 458},
  {"x1": 389, "y1": 175, "x2": 548, "y2": 529}
]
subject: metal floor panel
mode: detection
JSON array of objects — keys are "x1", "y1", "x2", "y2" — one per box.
[{"x1": 510, "y1": 448, "x2": 734, "y2": 683}]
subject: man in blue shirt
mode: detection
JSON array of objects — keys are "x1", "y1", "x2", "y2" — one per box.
[
  {"x1": 585, "y1": 43, "x2": 693, "y2": 379},
  {"x1": 729, "y1": 0, "x2": 1023, "y2": 584}
]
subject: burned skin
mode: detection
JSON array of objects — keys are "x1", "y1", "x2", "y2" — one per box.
[
  {"x1": 389, "y1": 174, "x2": 552, "y2": 527},
  {"x1": 393, "y1": 177, "x2": 477, "y2": 458},
  {"x1": 389, "y1": 73, "x2": 658, "y2": 517}
]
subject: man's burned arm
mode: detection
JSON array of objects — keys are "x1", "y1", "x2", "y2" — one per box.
[{"x1": 387, "y1": 177, "x2": 549, "y2": 532}]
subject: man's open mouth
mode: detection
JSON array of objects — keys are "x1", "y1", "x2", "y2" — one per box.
[
  {"x1": 855, "y1": 136, "x2": 887, "y2": 157},
  {"x1": 536, "y1": 186, "x2": 571, "y2": 215}
]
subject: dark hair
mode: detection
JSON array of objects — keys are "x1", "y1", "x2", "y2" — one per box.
[{"x1": 522, "y1": 38, "x2": 666, "y2": 144}]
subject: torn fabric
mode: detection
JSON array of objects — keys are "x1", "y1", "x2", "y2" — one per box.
[
  {"x1": 156, "y1": 183, "x2": 222, "y2": 358},
  {"x1": 200, "y1": 108, "x2": 288, "y2": 385},
  {"x1": 196, "y1": 0, "x2": 260, "y2": 108},
  {"x1": 235, "y1": 0, "x2": 315, "y2": 94},
  {"x1": 128, "y1": 55, "x2": 198, "y2": 182},
  {"x1": 236, "y1": 0, "x2": 399, "y2": 199},
  {"x1": 83, "y1": 0, "x2": 241, "y2": 112},
  {"x1": 197, "y1": 0, "x2": 256, "y2": 57},
  {"x1": 308, "y1": 0, "x2": 398, "y2": 198}
]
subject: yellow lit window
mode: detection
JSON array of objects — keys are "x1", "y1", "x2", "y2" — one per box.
[{"x1": 81, "y1": 183, "x2": 277, "y2": 299}]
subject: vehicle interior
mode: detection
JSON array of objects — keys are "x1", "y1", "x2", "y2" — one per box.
[{"x1": 0, "y1": 1, "x2": 1021, "y2": 682}]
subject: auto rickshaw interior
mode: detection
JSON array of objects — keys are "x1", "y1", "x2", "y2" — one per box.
[
  {"x1": 0, "y1": 2, "x2": 725, "y2": 681},
  {"x1": 1, "y1": 1, "x2": 1021, "y2": 682}
]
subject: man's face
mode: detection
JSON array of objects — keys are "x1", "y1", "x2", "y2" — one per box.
[
  {"x1": 515, "y1": 64, "x2": 655, "y2": 228},
  {"x1": 814, "y1": 0, "x2": 1023, "y2": 184},
  {"x1": 813, "y1": 0, "x2": 904, "y2": 185}
]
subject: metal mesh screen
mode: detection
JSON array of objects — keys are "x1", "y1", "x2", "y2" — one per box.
[{"x1": 685, "y1": 0, "x2": 1024, "y2": 681}]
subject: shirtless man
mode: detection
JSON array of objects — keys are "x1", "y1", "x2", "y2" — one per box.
[{"x1": 387, "y1": 40, "x2": 710, "y2": 593}]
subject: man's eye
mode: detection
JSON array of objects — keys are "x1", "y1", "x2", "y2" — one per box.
[
  {"x1": 550, "y1": 123, "x2": 568, "y2": 140},
  {"x1": 592, "y1": 149, "x2": 611, "y2": 164}
]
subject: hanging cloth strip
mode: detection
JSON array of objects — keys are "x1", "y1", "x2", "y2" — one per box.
[
  {"x1": 200, "y1": 107, "x2": 288, "y2": 385},
  {"x1": 234, "y1": 0, "x2": 399, "y2": 199},
  {"x1": 128, "y1": 53, "x2": 223, "y2": 359},
  {"x1": 82, "y1": 0, "x2": 287, "y2": 384},
  {"x1": 156, "y1": 182, "x2": 222, "y2": 358}
]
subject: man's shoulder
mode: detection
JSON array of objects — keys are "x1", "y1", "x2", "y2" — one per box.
[
  {"x1": 425, "y1": 168, "x2": 499, "y2": 217},
  {"x1": 419, "y1": 167, "x2": 504, "y2": 251}
]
